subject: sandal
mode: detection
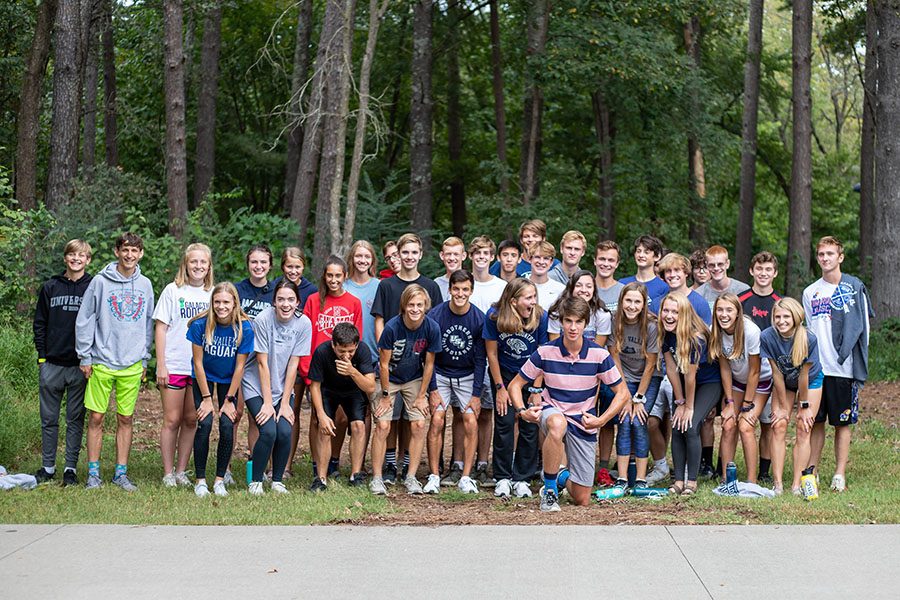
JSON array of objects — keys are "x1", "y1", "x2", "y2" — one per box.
[
  {"x1": 682, "y1": 481, "x2": 698, "y2": 496},
  {"x1": 668, "y1": 482, "x2": 685, "y2": 495}
]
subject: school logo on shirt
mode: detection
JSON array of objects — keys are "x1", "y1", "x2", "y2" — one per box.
[
  {"x1": 751, "y1": 306, "x2": 770, "y2": 320},
  {"x1": 317, "y1": 305, "x2": 355, "y2": 336},
  {"x1": 442, "y1": 325, "x2": 473, "y2": 359},
  {"x1": 830, "y1": 282, "x2": 857, "y2": 314},
  {"x1": 107, "y1": 288, "x2": 146, "y2": 322}
]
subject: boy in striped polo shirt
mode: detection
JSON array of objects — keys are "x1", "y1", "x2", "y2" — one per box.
[{"x1": 509, "y1": 296, "x2": 630, "y2": 512}]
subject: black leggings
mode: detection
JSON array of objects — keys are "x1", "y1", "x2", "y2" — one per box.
[
  {"x1": 492, "y1": 369, "x2": 539, "y2": 482},
  {"x1": 245, "y1": 396, "x2": 294, "y2": 483},
  {"x1": 670, "y1": 381, "x2": 722, "y2": 481},
  {"x1": 192, "y1": 382, "x2": 235, "y2": 480}
]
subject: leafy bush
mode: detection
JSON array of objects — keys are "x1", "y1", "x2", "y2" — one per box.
[
  {"x1": 869, "y1": 318, "x2": 900, "y2": 383},
  {"x1": 0, "y1": 318, "x2": 40, "y2": 465}
]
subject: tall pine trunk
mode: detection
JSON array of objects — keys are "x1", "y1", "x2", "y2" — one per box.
[
  {"x1": 193, "y1": 0, "x2": 223, "y2": 207},
  {"x1": 591, "y1": 89, "x2": 615, "y2": 239},
  {"x1": 859, "y1": 0, "x2": 877, "y2": 281},
  {"x1": 282, "y1": 0, "x2": 314, "y2": 214},
  {"x1": 163, "y1": 0, "x2": 188, "y2": 238},
  {"x1": 734, "y1": 0, "x2": 765, "y2": 278},
  {"x1": 81, "y1": 1, "x2": 101, "y2": 176},
  {"x1": 519, "y1": 0, "x2": 548, "y2": 205},
  {"x1": 786, "y1": 0, "x2": 813, "y2": 297},
  {"x1": 684, "y1": 16, "x2": 708, "y2": 247},
  {"x1": 46, "y1": 0, "x2": 84, "y2": 211},
  {"x1": 102, "y1": 0, "x2": 118, "y2": 167},
  {"x1": 410, "y1": 0, "x2": 434, "y2": 239},
  {"x1": 447, "y1": 0, "x2": 465, "y2": 237},
  {"x1": 343, "y1": 0, "x2": 391, "y2": 252},
  {"x1": 14, "y1": 0, "x2": 57, "y2": 211},
  {"x1": 873, "y1": 0, "x2": 900, "y2": 321},
  {"x1": 489, "y1": 0, "x2": 508, "y2": 201}
]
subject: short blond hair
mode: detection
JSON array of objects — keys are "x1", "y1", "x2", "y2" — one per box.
[
  {"x1": 64, "y1": 239, "x2": 93, "y2": 258},
  {"x1": 560, "y1": 230, "x2": 587, "y2": 249},
  {"x1": 468, "y1": 235, "x2": 496, "y2": 255},
  {"x1": 441, "y1": 236, "x2": 465, "y2": 250},
  {"x1": 816, "y1": 236, "x2": 844, "y2": 254},
  {"x1": 529, "y1": 241, "x2": 556, "y2": 259},
  {"x1": 657, "y1": 252, "x2": 691, "y2": 275},
  {"x1": 397, "y1": 232, "x2": 423, "y2": 252}
]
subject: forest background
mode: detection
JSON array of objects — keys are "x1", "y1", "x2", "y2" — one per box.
[{"x1": 1, "y1": 0, "x2": 898, "y2": 321}]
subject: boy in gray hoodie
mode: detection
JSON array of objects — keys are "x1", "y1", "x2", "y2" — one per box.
[{"x1": 76, "y1": 232, "x2": 155, "y2": 491}]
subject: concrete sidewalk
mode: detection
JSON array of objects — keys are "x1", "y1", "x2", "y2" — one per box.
[{"x1": 2, "y1": 524, "x2": 897, "y2": 599}]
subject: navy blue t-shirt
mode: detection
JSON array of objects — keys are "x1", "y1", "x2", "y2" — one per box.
[
  {"x1": 235, "y1": 278, "x2": 274, "y2": 319},
  {"x1": 662, "y1": 331, "x2": 720, "y2": 386},
  {"x1": 377, "y1": 315, "x2": 442, "y2": 384},
  {"x1": 621, "y1": 275, "x2": 670, "y2": 303},
  {"x1": 482, "y1": 307, "x2": 550, "y2": 374},
  {"x1": 186, "y1": 317, "x2": 255, "y2": 383},
  {"x1": 760, "y1": 327, "x2": 822, "y2": 391},
  {"x1": 428, "y1": 301, "x2": 486, "y2": 396},
  {"x1": 649, "y1": 289, "x2": 712, "y2": 326}
]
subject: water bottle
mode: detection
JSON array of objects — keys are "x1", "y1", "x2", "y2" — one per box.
[
  {"x1": 801, "y1": 466, "x2": 818, "y2": 501},
  {"x1": 593, "y1": 486, "x2": 626, "y2": 501},
  {"x1": 726, "y1": 461, "x2": 737, "y2": 484},
  {"x1": 627, "y1": 458, "x2": 637, "y2": 488},
  {"x1": 246, "y1": 460, "x2": 253, "y2": 485},
  {"x1": 631, "y1": 486, "x2": 669, "y2": 498}
]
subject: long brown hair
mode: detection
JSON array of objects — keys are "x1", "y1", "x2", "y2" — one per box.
[
  {"x1": 318, "y1": 255, "x2": 347, "y2": 310},
  {"x1": 612, "y1": 282, "x2": 655, "y2": 363},
  {"x1": 491, "y1": 277, "x2": 543, "y2": 334},
  {"x1": 709, "y1": 293, "x2": 745, "y2": 361}
]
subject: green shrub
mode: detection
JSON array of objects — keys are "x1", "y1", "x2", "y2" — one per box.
[
  {"x1": 0, "y1": 318, "x2": 40, "y2": 466},
  {"x1": 869, "y1": 318, "x2": 900, "y2": 383}
]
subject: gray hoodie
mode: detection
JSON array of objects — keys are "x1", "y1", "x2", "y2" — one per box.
[{"x1": 76, "y1": 262, "x2": 155, "y2": 369}]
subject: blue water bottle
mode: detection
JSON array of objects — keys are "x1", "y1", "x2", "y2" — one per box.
[
  {"x1": 246, "y1": 460, "x2": 253, "y2": 485},
  {"x1": 627, "y1": 458, "x2": 637, "y2": 488},
  {"x1": 726, "y1": 461, "x2": 737, "y2": 484}
]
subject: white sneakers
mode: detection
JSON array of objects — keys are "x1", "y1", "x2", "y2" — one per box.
[
  {"x1": 194, "y1": 482, "x2": 210, "y2": 498},
  {"x1": 248, "y1": 481, "x2": 264, "y2": 496},
  {"x1": 213, "y1": 480, "x2": 228, "y2": 497},
  {"x1": 646, "y1": 462, "x2": 670, "y2": 486},
  {"x1": 830, "y1": 474, "x2": 846, "y2": 492},
  {"x1": 271, "y1": 481, "x2": 290, "y2": 494},
  {"x1": 458, "y1": 476, "x2": 478, "y2": 494},
  {"x1": 163, "y1": 473, "x2": 178, "y2": 488},
  {"x1": 424, "y1": 474, "x2": 441, "y2": 494},
  {"x1": 494, "y1": 478, "x2": 512, "y2": 498},
  {"x1": 512, "y1": 481, "x2": 532, "y2": 498}
]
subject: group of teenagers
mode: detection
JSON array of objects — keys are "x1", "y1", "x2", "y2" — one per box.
[{"x1": 32, "y1": 219, "x2": 871, "y2": 512}]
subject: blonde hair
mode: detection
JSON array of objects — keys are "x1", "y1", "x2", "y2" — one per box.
[
  {"x1": 657, "y1": 252, "x2": 691, "y2": 276},
  {"x1": 64, "y1": 239, "x2": 93, "y2": 258},
  {"x1": 174, "y1": 243, "x2": 214, "y2": 290},
  {"x1": 189, "y1": 282, "x2": 249, "y2": 353},
  {"x1": 519, "y1": 219, "x2": 547, "y2": 240},
  {"x1": 397, "y1": 232, "x2": 423, "y2": 252},
  {"x1": 560, "y1": 230, "x2": 587, "y2": 249},
  {"x1": 772, "y1": 297, "x2": 810, "y2": 368},
  {"x1": 816, "y1": 235, "x2": 844, "y2": 254},
  {"x1": 441, "y1": 236, "x2": 465, "y2": 250},
  {"x1": 281, "y1": 247, "x2": 306, "y2": 271},
  {"x1": 612, "y1": 282, "x2": 655, "y2": 364},
  {"x1": 709, "y1": 293, "x2": 745, "y2": 361},
  {"x1": 529, "y1": 240, "x2": 556, "y2": 259},
  {"x1": 491, "y1": 278, "x2": 543, "y2": 334},
  {"x1": 468, "y1": 235, "x2": 496, "y2": 256},
  {"x1": 399, "y1": 284, "x2": 431, "y2": 316},
  {"x1": 346, "y1": 240, "x2": 377, "y2": 278},
  {"x1": 656, "y1": 293, "x2": 710, "y2": 373}
]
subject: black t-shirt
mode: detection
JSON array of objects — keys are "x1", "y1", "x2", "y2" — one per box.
[
  {"x1": 370, "y1": 275, "x2": 443, "y2": 321},
  {"x1": 308, "y1": 342, "x2": 374, "y2": 399},
  {"x1": 739, "y1": 290, "x2": 782, "y2": 332}
]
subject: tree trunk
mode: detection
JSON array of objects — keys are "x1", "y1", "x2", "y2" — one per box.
[
  {"x1": 81, "y1": 2, "x2": 101, "y2": 176},
  {"x1": 786, "y1": 0, "x2": 813, "y2": 297},
  {"x1": 591, "y1": 89, "x2": 615, "y2": 239},
  {"x1": 46, "y1": 0, "x2": 84, "y2": 211},
  {"x1": 734, "y1": 0, "x2": 765, "y2": 278},
  {"x1": 873, "y1": 0, "x2": 900, "y2": 321},
  {"x1": 14, "y1": 0, "x2": 57, "y2": 211},
  {"x1": 192, "y1": 0, "x2": 223, "y2": 207},
  {"x1": 182, "y1": 5, "x2": 195, "y2": 108},
  {"x1": 291, "y1": 0, "x2": 342, "y2": 248},
  {"x1": 410, "y1": 0, "x2": 434, "y2": 239},
  {"x1": 859, "y1": 0, "x2": 877, "y2": 281},
  {"x1": 101, "y1": 0, "x2": 118, "y2": 167},
  {"x1": 519, "y1": 0, "x2": 548, "y2": 205},
  {"x1": 489, "y1": 0, "x2": 508, "y2": 200},
  {"x1": 312, "y1": 0, "x2": 357, "y2": 271},
  {"x1": 163, "y1": 0, "x2": 189, "y2": 238},
  {"x1": 343, "y1": 0, "x2": 391, "y2": 252},
  {"x1": 684, "y1": 16, "x2": 708, "y2": 247},
  {"x1": 447, "y1": 0, "x2": 465, "y2": 237},
  {"x1": 282, "y1": 0, "x2": 314, "y2": 214}
]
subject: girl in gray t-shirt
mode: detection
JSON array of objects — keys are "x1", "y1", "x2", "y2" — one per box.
[{"x1": 242, "y1": 280, "x2": 312, "y2": 493}]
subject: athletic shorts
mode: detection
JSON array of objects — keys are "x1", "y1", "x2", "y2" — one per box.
[
  {"x1": 733, "y1": 378, "x2": 773, "y2": 395},
  {"x1": 84, "y1": 362, "x2": 143, "y2": 416},
  {"x1": 371, "y1": 379, "x2": 427, "y2": 422},
  {"x1": 738, "y1": 394, "x2": 774, "y2": 424},
  {"x1": 817, "y1": 376, "x2": 859, "y2": 426},
  {"x1": 479, "y1": 370, "x2": 494, "y2": 410},
  {"x1": 540, "y1": 407, "x2": 595, "y2": 488},
  {"x1": 167, "y1": 374, "x2": 192, "y2": 389},
  {"x1": 650, "y1": 378, "x2": 673, "y2": 420},
  {"x1": 323, "y1": 391, "x2": 367, "y2": 423},
  {"x1": 434, "y1": 373, "x2": 476, "y2": 413}
]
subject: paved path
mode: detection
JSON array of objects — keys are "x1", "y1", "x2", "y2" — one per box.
[{"x1": 2, "y1": 524, "x2": 897, "y2": 599}]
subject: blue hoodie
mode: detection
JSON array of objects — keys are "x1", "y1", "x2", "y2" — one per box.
[{"x1": 75, "y1": 262, "x2": 155, "y2": 369}]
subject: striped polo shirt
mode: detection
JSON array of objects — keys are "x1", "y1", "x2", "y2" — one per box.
[{"x1": 519, "y1": 338, "x2": 622, "y2": 441}]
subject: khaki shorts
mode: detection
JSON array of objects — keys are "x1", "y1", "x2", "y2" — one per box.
[{"x1": 370, "y1": 378, "x2": 427, "y2": 422}]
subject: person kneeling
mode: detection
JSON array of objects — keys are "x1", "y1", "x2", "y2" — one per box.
[{"x1": 508, "y1": 297, "x2": 629, "y2": 512}]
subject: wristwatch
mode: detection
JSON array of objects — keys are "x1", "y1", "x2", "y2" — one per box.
[
  {"x1": 495, "y1": 382, "x2": 504, "y2": 392},
  {"x1": 799, "y1": 401, "x2": 810, "y2": 409},
  {"x1": 381, "y1": 390, "x2": 390, "y2": 398},
  {"x1": 515, "y1": 407, "x2": 526, "y2": 416},
  {"x1": 724, "y1": 397, "x2": 735, "y2": 405},
  {"x1": 225, "y1": 395, "x2": 237, "y2": 404},
  {"x1": 632, "y1": 393, "x2": 646, "y2": 404}
]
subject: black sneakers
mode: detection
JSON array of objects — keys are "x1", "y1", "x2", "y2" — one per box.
[
  {"x1": 349, "y1": 473, "x2": 367, "y2": 487},
  {"x1": 62, "y1": 470, "x2": 78, "y2": 487},
  {"x1": 383, "y1": 462, "x2": 398, "y2": 485},
  {"x1": 34, "y1": 467, "x2": 55, "y2": 484},
  {"x1": 309, "y1": 478, "x2": 328, "y2": 493}
]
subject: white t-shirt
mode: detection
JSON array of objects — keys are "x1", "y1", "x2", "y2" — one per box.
[
  {"x1": 531, "y1": 277, "x2": 566, "y2": 312},
  {"x1": 548, "y1": 308, "x2": 612, "y2": 344},
  {"x1": 151, "y1": 283, "x2": 211, "y2": 375},
  {"x1": 721, "y1": 318, "x2": 773, "y2": 384},
  {"x1": 435, "y1": 275, "x2": 450, "y2": 302},
  {"x1": 803, "y1": 278, "x2": 862, "y2": 378},
  {"x1": 471, "y1": 276, "x2": 507, "y2": 314}
]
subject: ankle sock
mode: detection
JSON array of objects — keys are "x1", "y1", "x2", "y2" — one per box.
[
  {"x1": 759, "y1": 458, "x2": 771, "y2": 476},
  {"x1": 64, "y1": 467, "x2": 76, "y2": 474},
  {"x1": 476, "y1": 461, "x2": 487, "y2": 469},
  {"x1": 655, "y1": 458, "x2": 669, "y2": 471},
  {"x1": 385, "y1": 448, "x2": 396, "y2": 467},
  {"x1": 88, "y1": 461, "x2": 100, "y2": 477},
  {"x1": 403, "y1": 450, "x2": 410, "y2": 468},
  {"x1": 543, "y1": 471, "x2": 558, "y2": 494},
  {"x1": 598, "y1": 460, "x2": 609, "y2": 470},
  {"x1": 43, "y1": 465, "x2": 56, "y2": 475},
  {"x1": 114, "y1": 464, "x2": 127, "y2": 478},
  {"x1": 453, "y1": 460, "x2": 463, "y2": 470}
]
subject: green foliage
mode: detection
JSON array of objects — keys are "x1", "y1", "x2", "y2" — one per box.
[
  {"x1": 0, "y1": 318, "x2": 39, "y2": 465},
  {"x1": 869, "y1": 319, "x2": 900, "y2": 383}
]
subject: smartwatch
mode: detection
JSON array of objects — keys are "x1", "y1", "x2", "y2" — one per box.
[
  {"x1": 515, "y1": 407, "x2": 526, "y2": 416},
  {"x1": 495, "y1": 382, "x2": 504, "y2": 392},
  {"x1": 381, "y1": 390, "x2": 390, "y2": 398},
  {"x1": 799, "y1": 401, "x2": 810, "y2": 409},
  {"x1": 632, "y1": 393, "x2": 646, "y2": 404},
  {"x1": 225, "y1": 395, "x2": 237, "y2": 404},
  {"x1": 526, "y1": 385, "x2": 543, "y2": 395}
]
